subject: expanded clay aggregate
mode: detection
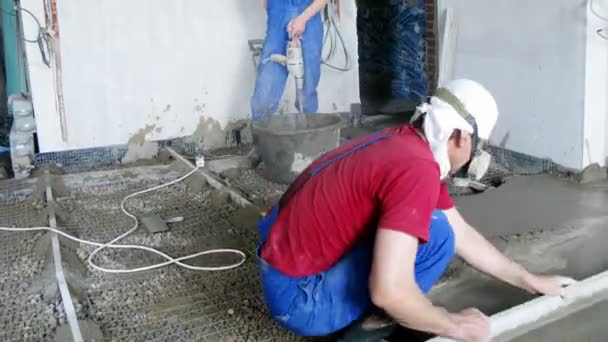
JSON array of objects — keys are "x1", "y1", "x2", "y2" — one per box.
[
  {"x1": 53, "y1": 174, "x2": 302, "y2": 341},
  {"x1": 0, "y1": 185, "x2": 67, "y2": 341},
  {"x1": 0, "y1": 154, "x2": 513, "y2": 342}
]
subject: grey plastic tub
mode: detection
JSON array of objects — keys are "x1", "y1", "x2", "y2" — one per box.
[{"x1": 252, "y1": 113, "x2": 343, "y2": 184}]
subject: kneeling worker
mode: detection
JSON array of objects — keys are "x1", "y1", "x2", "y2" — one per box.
[{"x1": 256, "y1": 79, "x2": 575, "y2": 341}]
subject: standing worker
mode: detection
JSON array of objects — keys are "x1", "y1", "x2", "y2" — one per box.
[
  {"x1": 251, "y1": 0, "x2": 328, "y2": 120},
  {"x1": 255, "y1": 79, "x2": 575, "y2": 341}
]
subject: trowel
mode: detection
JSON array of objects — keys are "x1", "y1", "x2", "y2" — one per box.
[
  {"x1": 452, "y1": 149, "x2": 493, "y2": 192},
  {"x1": 141, "y1": 215, "x2": 183, "y2": 234},
  {"x1": 451, "y1": 177, "x2": 489, "y2": 192}
]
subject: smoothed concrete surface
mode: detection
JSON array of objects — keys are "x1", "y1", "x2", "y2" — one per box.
[
  {"x1": 432, "y1": 221, "x2": 608, "y2": 316},
  {"x1": 508, "y1": 299, "x2": 608, "y2": 342},
  {"x1": 455, "y1": 175, "x2": 608, "y2": 238},
  {"x1": 431, "y1": 175, "x2": 608, "y2": 318}
]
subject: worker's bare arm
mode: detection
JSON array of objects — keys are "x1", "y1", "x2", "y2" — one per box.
[
  {"x1": 300, "y1": 0, "x2": 329, "y2": 21},
  {"x1": 445, "y1": 208, "x2": 575, "y2": 295},
  {"x1": 287, "y1": 0, "x2": 328, "y2": 39},
  {"x1": 369, "y1": 228, "x2": 490, "y2": 341}
]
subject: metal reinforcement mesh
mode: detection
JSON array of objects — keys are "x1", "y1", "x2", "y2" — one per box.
[
  {"x1": 0, "y1": 178, "x2": 38, "y2": 200},
  {"x1": 0, "y1": 180, "x2": 62, "y2": 342},
  {"x1": 55, "y1": 176, "x2": 302, "y2": 341},
  {"x1": 225, "y1": 161, "x2": 513, "y2": 203},
  {"x1": 487, "y1": 145, "x2": 574, "y2": 176},
  {"x1": 228, "y1": 166, "x2": 288, "y2": 207},
  {"x1": 33, "y1": 139, "x2": 250, "y2": 175}
]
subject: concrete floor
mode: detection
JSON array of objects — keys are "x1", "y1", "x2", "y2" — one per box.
[
  {"x1": 430, "y1": 174, "x2": 608, "y2": 316},
  {"x1": 2, "y1": 122, "x2": 608, "y2": 341},
  {"x1": 456, "y1": 174, "x2": 608, "y2": 240},
  {"x1": 0, "y1": 161, "x2": 301, "y2": 341},
  {"x1": 506, "y1": 294, "x2": 608, "y2": 342}
]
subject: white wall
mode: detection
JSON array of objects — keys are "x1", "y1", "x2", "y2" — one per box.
[
  {"x1": 585, "y1": 0, "x2": 608, "y2": 167},
  {"x1": 21, "y1": 0, "x2": 360, "y2": 153},
  {"x1": 437, "y1": 0, "x2": 589, "y2": 170}
]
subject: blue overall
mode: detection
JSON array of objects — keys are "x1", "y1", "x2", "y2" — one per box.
[
  {"x1": 251, "y1": 0, "x2": 323, "y2": 121},
  {"x1": 256, "y1": 134, "x2": 456, "y2": 337}
]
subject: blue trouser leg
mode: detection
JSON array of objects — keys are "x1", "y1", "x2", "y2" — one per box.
[
  {"x1": 250, "y1": 8, "x2": 290, "y2": 121},
  {"x1": 414, "y1": 210, "x2": 457, "y2": 293},
  {"x1": 251, "y1": 0, "x2": 323, "y2": 120},
  {"x1": 298, "y1": 13, "x2": 323, "y2": 113},
  {"x1": 257, "y1": 209, "x2": 455, "y2": 336}
]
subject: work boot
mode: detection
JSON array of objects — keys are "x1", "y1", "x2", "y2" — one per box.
[
  {"x1": 333, "y1": 314, "x2": 396, "y2": 342},
  {"x1": 333, "y1": 313, "x2": 436, "y2": 342}
]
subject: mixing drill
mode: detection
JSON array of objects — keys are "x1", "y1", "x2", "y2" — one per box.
[{"x1": 269, "y1": 39, "x2": 305, "y2": 113}]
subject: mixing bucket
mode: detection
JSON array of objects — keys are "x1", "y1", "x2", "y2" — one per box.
[{"x1": 252, "y1": 113, "x2": 343, "y2": 184}]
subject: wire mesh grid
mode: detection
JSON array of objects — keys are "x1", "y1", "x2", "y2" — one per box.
[
  {"x1": 0, "y1": 189, "x2": 63, "y2": 341},
  {"x1": 228, "y1": 160, "x2": 512, "y2": 202},
  {"x1": 487, "y1": 145, "x2": 574, "y2": 176},
  {"x1": 55, "y1": 178, "x2": 303, "y2": 341},
  {"x1": 0, "y1": 147, "x2": 521, "y2": 341},
  {"x1": 0, "y1": 177, "x2": 39, "y2": 200},
  {"x1": 227, "y1": 166, "x2": 288, "y2": 206}
]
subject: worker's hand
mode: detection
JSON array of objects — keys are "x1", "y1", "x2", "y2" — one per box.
[
  {"x1": 446, "y1": 308, "x2": 491, "y2": 342},
  {"x1": 263, "y1": 0, "x2": 267, "y2": 11},
  {"x1": 522, "y1": 273, "x2": 577, "y2": 297},
  {"x1": 287, "y1": 15, "x2": 307, "y2": 39}
]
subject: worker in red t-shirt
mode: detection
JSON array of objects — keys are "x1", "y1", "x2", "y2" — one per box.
[{"x1": 255, "y1": 79, "x2": 575, "y2": 341}]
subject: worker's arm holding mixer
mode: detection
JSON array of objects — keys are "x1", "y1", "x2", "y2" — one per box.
[
  {"x1": 286, "y1": 0, "x2": 328, "y2": 39},
  {"x1": 370, "y1": 208, "x2": 576, "y2": 340},
  {"x1": 262, "y1": 0, "x2": 328, "y2": 38}
]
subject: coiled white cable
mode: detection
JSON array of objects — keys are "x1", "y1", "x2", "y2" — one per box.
[
  {"x1": 590, "y1": 0, "x2": 608, "y2": 40},
  {"x1": 0, "y1": 167, "x2": 247, "y2": 273},
  {"x1": 321, "y1": 0, "x2": 352, "y2": 72}
]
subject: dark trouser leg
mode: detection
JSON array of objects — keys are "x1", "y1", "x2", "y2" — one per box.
[{"x1": 335, "y1": 210, "x2": 456, "y2": 341}]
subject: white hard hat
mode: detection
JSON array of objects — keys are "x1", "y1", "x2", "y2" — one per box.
[{"x1": 441, "y1": 79, "x2": 498, "y2": 140}]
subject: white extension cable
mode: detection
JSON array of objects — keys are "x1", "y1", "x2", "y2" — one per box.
[
  {"x1": 321, "y1": 0, "x2": 352, "y2": 72},
  {"x1": 589, "y1": 0, "x2": 608, "y2": 40},
  {"x1": 0, "y1": 166, "x2": 247, "y2": 273}
]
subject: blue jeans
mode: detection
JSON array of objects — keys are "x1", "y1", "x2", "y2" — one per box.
[
  {"x1": 250, "y1": 0, "x2": 323, "y2": 120},
  {"x1": 256, "y1": 206, "x2": 456, "y2": 336}
]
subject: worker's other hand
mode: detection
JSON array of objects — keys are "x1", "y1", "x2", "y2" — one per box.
[
  {"x1": 447, "y1": 308, "x2": 490, "y2": 342},
  {"x1": 522, "y1": 273, "x2": 577, "y2": 297},
  {"x1": 288, "y1": 16, "x2": 307, "y2": 39}
]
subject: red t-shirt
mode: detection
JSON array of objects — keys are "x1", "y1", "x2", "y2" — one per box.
[{"x1": 260, "y1": 125, "x2": 454, "y2": 277}]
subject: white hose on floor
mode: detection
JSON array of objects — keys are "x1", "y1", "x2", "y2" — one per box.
[{"x1": 0, "y1": 167, "x2": 247, "y2": 273}]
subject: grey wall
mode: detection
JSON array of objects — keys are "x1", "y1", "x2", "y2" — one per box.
[{"x1": 438, "y1": 0, "x2": 587, "y2": 170}]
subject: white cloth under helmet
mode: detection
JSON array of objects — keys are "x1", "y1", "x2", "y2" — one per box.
[{"x1": 412, "y1": 79, "x2": 499, "y2": 179}]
